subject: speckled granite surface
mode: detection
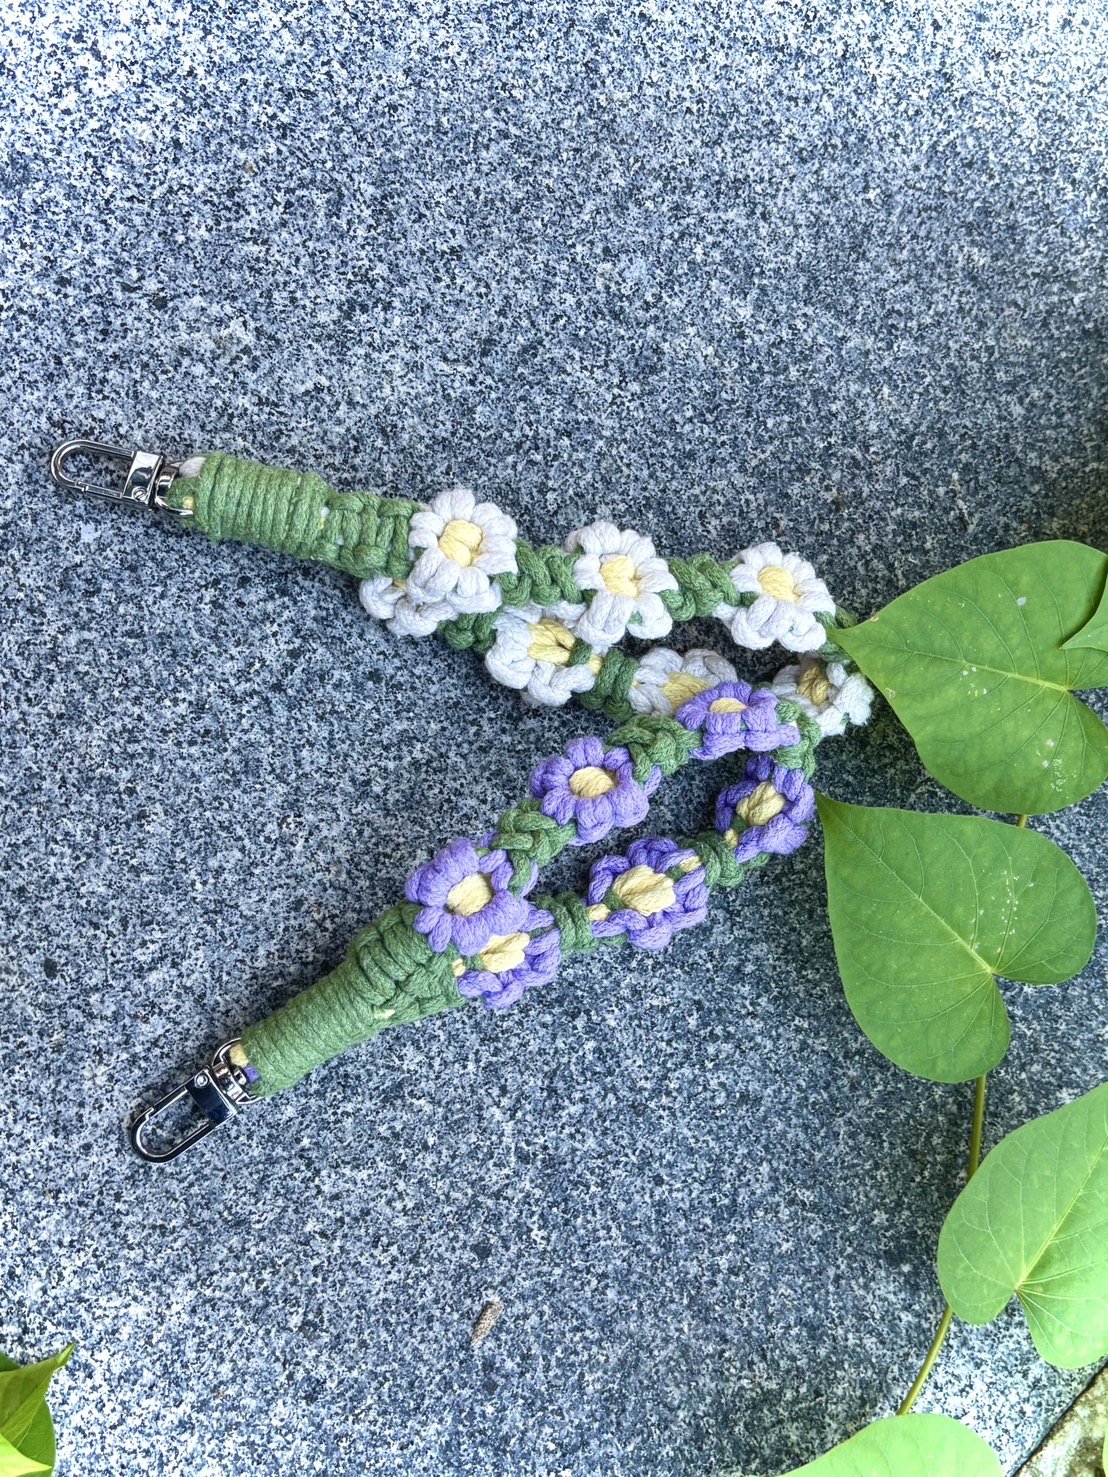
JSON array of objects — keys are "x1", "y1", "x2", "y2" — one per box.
[{"x1": 4, "y1": 2, "x2": 1108, "y2": 1474}]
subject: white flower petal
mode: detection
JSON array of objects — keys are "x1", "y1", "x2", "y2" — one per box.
[
  {"x1": 625, "y1": 591, "x2": 673, "y2": 640},
  {"x1": 437, "y1": 486, "x2": 478, "y2": 520},
  {"x1": 570, "y1": 552, "x2": 604, "y2": 594},
  {"x1": 778, "y1": 612, "x2": 827, "y2": 652},
  {"x1": 389, "y1": 599, "x2": 449, "y2": 637},
  {"x1": 406, "y1": 546, "x2": 456, "y2": 600},
  {"x1": 358, "y1": 575, "x2": 405, "y2": 620},
  {"x1": 546, "y1": 600, "x2": 588, "y2": 626},
  {"x1": 726, "y1": 606, "x2": 775, "y2": 650},
  {"x1": 684, "y1": 648, "x2": 738, "y2": 683},
  {"x1": 575, "y1": 590, "x2": 630, "y2": 648},
  {"x1": 453, "y1": 564, "x2": 488, "y2": 602},
  {"x1": 781, "y1": 551, "x2": 818, "y2": 582},
  {"x1": 728, "y1": 564, "x2": 764, "y2": 596},
  {"x1": 837, "y1": 673, "x2": 875, "y2": 724},
  {"x1": 565, "y1": 519, "x2": 622, "y2": 556}
]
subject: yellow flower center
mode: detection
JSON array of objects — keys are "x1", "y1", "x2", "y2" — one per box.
[
  {"x1": 757, "y1": 564, "x2": 800, "y2": 601},
  {"x1": 612, "y1": 865, "x2": 676, "y2": 917},
  {"x1": 797, "y1": 663, "x2": 832, "y2": 706},
  {"x1": 527, "y1": 619, "x2": 576, "y2": 667},
  {"x1": 661, "y1": 671, "x2": 712, "y2": 707},
  {"x1": 599, "y1": 554, "x2": 643, "y2": 598},
  {"x1": 479, "y1": 932, "x2": 529, "y2": 974},
  {"x1": 446, "y1": 872, "x2": 493, "y2": 917},
  {"x1": 438, "y1": 518, "x2": 485, "y2": 567},
  {"x1": 568, "y1": 765, "x2": 617, "y2": 798},
  {"x1": 709, "y1": 696, "x2": 747, "y2": 715},
  {"x1": 736, "y1": 781, "x2": 787, "y2": 826}
]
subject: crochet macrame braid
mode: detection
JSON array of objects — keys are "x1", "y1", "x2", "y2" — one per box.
[{"x1": 154, "y1": 452, "x2": 873, "y2": 1104}]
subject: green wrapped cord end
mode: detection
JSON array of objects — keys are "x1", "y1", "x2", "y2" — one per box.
[
  {"x1": 240, "y1": 902, "x2": 469, "y2": 1097},
  {"x1": 168, "y1": 450, "x2": 422, "y2": 581}
]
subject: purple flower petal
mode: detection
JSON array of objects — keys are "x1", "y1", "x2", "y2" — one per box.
[
  {"x1": 677, "y1": 681, "x2": 800, "y2": 762},
  {"x1": 457, "y1": 907, "x2": 562, "y2": 1010},
  {"x1": 531, "y1": 735, "x2": 665, "y2": 848},
  {"x1": 717, "y1": 755, "x2": 816, "y2": 864}
]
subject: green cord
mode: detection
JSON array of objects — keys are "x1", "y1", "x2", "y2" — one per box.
[
  {"x1": 170, "y1": 451, "x2": 834, "y2": 1094},
  {"x1": 241, "y1": 711, "x2": 819, "y2": 1095},
  {"x1": 168, "y1": 452, "x2": 852, "y2": 714}
]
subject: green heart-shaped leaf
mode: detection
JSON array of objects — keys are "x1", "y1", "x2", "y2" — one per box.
[
  {"x1": 745, "y1": 1413, "x2": 1000, "y2": 1476},
  {"x1": 0, "y1": 1434, "x2": 51, "y2": 1477},
  {"x1": 1062, "y1": 560, "x2": 1108, "y2": 652},
  {"x1": 0, "y1": 1348, "x2": 70, "y2": 1477},
  {"x1": 818, "y1": 798, "x2": 1096, "y2": 1082},
  {"x1": 835, "y1": 541, "x2": 1108, "y2": 815},
  {"x1": 938, "y1": 1082, "x2": 1108, "y2": 1368}
]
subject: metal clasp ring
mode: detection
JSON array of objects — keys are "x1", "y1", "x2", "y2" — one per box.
[
  {"x1": 127, "y1": 1040, "x2": 258, "y2": 1163},
  {"x1": 49, "y1": 438, "x2": 192, "y2": 515}
]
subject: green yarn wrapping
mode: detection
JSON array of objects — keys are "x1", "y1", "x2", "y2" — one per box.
[
  {"x1": 240, "y1": 902, "x2": 466, "y2": 1096},
  {"x1": 661, "y1": 553, "x2": 742, "y2": 621},
  {"x1": 167, "y1": 451, "x2": 420, "y2": 582}
]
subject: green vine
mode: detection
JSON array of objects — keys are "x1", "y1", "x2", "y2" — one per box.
[{"x1": 773, "y1": 546, "x2": 1108, "y2": 1476}]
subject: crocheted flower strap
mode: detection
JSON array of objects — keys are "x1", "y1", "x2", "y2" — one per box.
[
  {"x1": 164, "y1": 453, "x2": 869, "y2": 734},
  {"x1": 233, "y1": 693, "x2": 817, "y2": 1098}
]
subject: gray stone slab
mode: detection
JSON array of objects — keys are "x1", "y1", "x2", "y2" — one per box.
[
  {"x1": 1017, "y1": 1367, "x2": 1108, "y2": 1477},
  {"x1": 3, "y1": 2, "x2": 1108, "y2": 1474}
]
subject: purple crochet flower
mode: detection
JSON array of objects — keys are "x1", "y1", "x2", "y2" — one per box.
[
  {"x1": 715, "y1": 755, "x2": 816, "y2": 862},
  {"x1": 586, "y1": 836, "x2": 709, "y2": 952},
  {"x1": 457, "y1": 903, "x2": 561, "y2": 1010},
  {"x1": 530, "y1": 734, "x2": 663, "y2": 845},
  {"x1": 405, "y1": 837, "x2": 530, "y2": 955},
  {"x1": 676, "y1": 680, "x2": 799, "y2": 761}
]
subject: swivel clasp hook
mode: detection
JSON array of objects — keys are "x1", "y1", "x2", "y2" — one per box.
[
  {"x1": 49, "y1": 438, "x2": 193, "y2": 515},
  {"x1": 127, "y1": 1040, "x2": 259, "y2": 1164}
]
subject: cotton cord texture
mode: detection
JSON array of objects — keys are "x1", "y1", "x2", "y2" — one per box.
[{"x1": 167, "y1": 452, "x2": 873, "y2": 1098}]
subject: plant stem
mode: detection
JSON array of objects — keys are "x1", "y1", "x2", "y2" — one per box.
[
  {"x1": 966, "y1": 1072, "x2": 987, "y2": 1180},
  {"x1": 897, "y1": 818, "x2": 1028, "y2": 1416},
  {"x1": 896, "y1": 1073, "x2": 988, "y2": 1416},
  {"x1": 897, "y1": 1307, "x2": 954, "y2": 1415}
]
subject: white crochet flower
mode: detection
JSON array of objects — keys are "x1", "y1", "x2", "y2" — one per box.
[
  {"x1": 358, "y1": 576, "x2": 455, "y2": 637},
  {"x1": 628, "y1": 646, "x2": 738, "y2": 717},
  {"x1": 565, "y1": 520, "x2": 678, "y2": 647},
  {"x1": 771, "y1": 655, "x2": 874, "y2": 737},
  {"x1": 405, "y1": 487, "x2": 518, "y2": 615},
  {"x1": 715, "y1": 542, "x2": 835, "y2": 653},
  {"x1": 485, "y1": 602, "x2": 607, "y2": 706}
]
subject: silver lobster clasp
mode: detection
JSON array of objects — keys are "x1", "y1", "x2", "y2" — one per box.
[
  {"x1": 127, "y1": 1040, "x2": 259, "y2": 1163},
  {"x1": 49, "y1": 438, "x2": 192, "y2": 516}
]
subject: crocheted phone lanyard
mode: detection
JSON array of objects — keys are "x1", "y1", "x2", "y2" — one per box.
[{"x1": 50, "y1": 440, "x2": 873, "y2": 1162}]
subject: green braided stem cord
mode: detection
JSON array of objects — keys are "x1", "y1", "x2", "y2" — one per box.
[
  {"x1": 241, "y1": 901, "x2": 467, "y2": 1096},
  {"x1": 490, "y1": 715, "x2": 701, "y2": 891},
  {"x1": 169, "y1": 453, "x2": 853, "y2": 671},
  {"x1": 238, "y1": 706, "x2": 819, "y2": 1096}
]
